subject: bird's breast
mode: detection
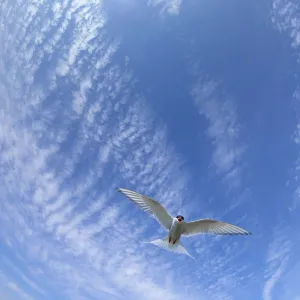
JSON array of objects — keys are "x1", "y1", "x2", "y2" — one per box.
[{"x1": 170, "y1": 221, "x2": 183, "y2": 239}]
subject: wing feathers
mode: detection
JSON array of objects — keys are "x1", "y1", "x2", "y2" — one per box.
[
  {"x1": 182, "y1": 218, "x2": 251, "y2": 237},
  {"x1": 117, "y1": 188, "x2": 173, "y2": 230}
]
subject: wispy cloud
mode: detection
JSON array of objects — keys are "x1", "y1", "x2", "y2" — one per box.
[
  {"x1": 263, "y1": 224, "x2": 291, "y2": 300},
  {"x1": 0, "y1": 256, "x2": 45, "y2": 297},
  {"x1": 291, "y1": 88, "x2": 300, "y2": 209},
  {"x1": 148, "y1": 0, "x2": 182, "y2": 15},
  {"x1": 271, "y1": 0, "x2": 300, "y2": 209},
  {"x1": 191, "y1": 79, "x2": 246, "y2": 190},
  {"x1": 6, "y1": 281, "x2": 33, "y2": 300},
  {"x1": 271, "y1": 0, "x2": 300, "y2": 52},
  {"x1": 0, "y1": 1, "x2": 269, "y2": 300},
  {"x1": 0, "y1": 1, "x2": 197, "y2": 300}
]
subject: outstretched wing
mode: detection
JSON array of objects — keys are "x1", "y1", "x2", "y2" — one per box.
[
  {"x1": 182, "y1": 218, "x2": 251, "y2": 236},
  {"x1": 117, "y1": 188, "x2": 174, "y2": 230}
]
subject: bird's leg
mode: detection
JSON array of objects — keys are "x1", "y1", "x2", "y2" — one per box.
[
  {"x1": 169, "y1": 236, "x2": 171, "y2": 243},
  {"x1": 173, "y1": 239, "x2": 177, "y2": 245}
]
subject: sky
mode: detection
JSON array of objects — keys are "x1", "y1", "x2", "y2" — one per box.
[{"x1": 0, "y1": 0, "x2": 300, "y2": 299}]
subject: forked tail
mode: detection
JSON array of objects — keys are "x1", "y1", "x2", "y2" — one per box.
[{"x1": 143, "y1": 236, "x2": 194, "y2": 259}]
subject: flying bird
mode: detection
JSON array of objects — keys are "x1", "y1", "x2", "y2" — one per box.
[{"x1": 117, "y1": 187, "x2": 251, "y2": 259}]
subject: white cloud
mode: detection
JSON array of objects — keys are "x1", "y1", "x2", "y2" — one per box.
[
  {"x1": 271, "y1": 0, "x2": 300, "y2": 52},
  {"x1": 291, "y1": 88, "x2": 300, "y2": 209},
  {"x1": 72, "y1": 76, "x2": 92, "y2": 115},
  {"x1": 0, "y1": 1, "x2": 260, "y2": 300},
  {"x1": 271, "y1": 0, "x2": 300, "y2": 209},
  {"x1": 1, "y1": 257, "x2": 45, "y2": 297},
  {"x1": 192, "y1": 79, "x2": 246, "y2": 189},
  {"x1": 0, "y1": 1, "x2": 197, "y2": 300},
  {"x1": 148, "y1": 0, "x2": 182, "y2": 15},
  {"x1": 263, "y1": 224, "x2": 291, "y2": 300},
  {"x1": 6, "y1": 281, "x2": 33, "y2": 300}
]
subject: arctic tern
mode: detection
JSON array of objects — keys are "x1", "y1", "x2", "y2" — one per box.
[{"x1": 117, "y1": 188, "x2": 251, "y2": 259}]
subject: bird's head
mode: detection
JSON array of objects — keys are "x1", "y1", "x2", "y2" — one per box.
[{"x1": 176, "y1": 215, "x2": 184, "y2": 222}]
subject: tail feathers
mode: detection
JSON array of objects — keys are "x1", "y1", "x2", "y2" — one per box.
[{"x1": 143, "y1": 237, "x2": 194, "y2": 259}]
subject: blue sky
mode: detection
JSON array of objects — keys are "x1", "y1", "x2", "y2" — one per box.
[{"x1": 1, "y1": 0, "x2": 300, "y2": 299}]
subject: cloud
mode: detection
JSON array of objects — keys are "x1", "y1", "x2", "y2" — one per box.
[
  {"x1": 0, "y1": 256, "x2": 45, "y2": 297},
  {"x1": 191, "y1": 79, "x2": 246, "y2": 190},
  {"x1": 0, "y1": 1, "x2": 198, "y2": 300},
  {"x1": 271, "y1": 0, "x2": 300, "y2": 52},
  {"x1": 271, "y1": 0, "x2": 300, "y2": 209},
  {"x1": 6, "y1": 281, "x2": 33, "y2": 300},
  {"x1": 0, "y1": 1, "x2": 259, "y2": 300},
  {"x1": 148, "y1": 0, "x2": 182, "y2": 15},
  {"x1": 290, "y1": 88, "x2": 300, "y2": 209},
  {"x1": 263, "y1": 224, "x2": 291, "y2": 300}
]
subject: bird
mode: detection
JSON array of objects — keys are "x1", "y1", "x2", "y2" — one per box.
[{"x1": 117, "y1": 187, "x2": 251, "y2": 259}]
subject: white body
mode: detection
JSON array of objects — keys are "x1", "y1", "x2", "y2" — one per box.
[{"x1": 169, "y1": 218, "x2": 184, "y2": 243}]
